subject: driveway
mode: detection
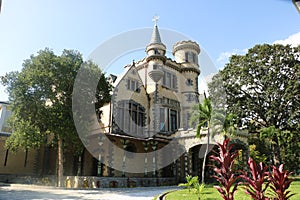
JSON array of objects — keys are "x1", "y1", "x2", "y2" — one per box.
[{"x1": 0, "y1": 184, "x2": 178, "y2": 200}]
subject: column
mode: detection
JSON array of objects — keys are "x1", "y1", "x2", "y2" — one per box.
[
  {"x1": 184, "y1": 152, "x2": 189, "y2": 176},
  {"x1": 120, "y1": 139, "x2": 129, "y2": 177},
  {"x1": 150, "y1": 141, "x2": 158, "y2": 177},
  {"x1": 97, "y1": 135, "x2": 104, "y2": 177},
  {"x1": 143, "y1": 141, "x2": 149, "y2": 177}
]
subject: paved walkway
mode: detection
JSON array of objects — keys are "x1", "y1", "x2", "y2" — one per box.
[{"x1": 0, "y1": 183, "x2": 178, "y2": 200}]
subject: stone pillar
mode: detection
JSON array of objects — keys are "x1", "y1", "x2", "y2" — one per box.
[
  {"x1": 188, "y1": 150, "x2": 192, "y2": 175},
  {"x1": 150, "y1": 141, "x2": 158, "y2": 177},
  {"x1": 97, "y1": 135, "x2": 104, "y2": 177},
  {"x1": 177, "y1": 157, "x2": 182, "y2": 181},
  {"x1": 121, "y1": 139, "x2": 129, "y2": 177},
  {"x1": 143, "y1": 141, "x2": 149, "y2": 177},
  {"x1": 184, "y1": 152, "x2": 189, "y2": 176}
]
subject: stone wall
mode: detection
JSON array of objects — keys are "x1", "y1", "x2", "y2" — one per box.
[
  {"x1": 0, "y1": 174, "x2": 176, "y2": 188},
  {"x1": 64, "y1": 176, "x2": 177, "y2": 188}
]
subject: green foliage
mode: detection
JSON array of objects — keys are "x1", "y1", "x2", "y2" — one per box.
[
  {"x1": 190, "y1": 96, "x2": 213, "y2": 184},
  {"x1": 179, "y1": 175, "x2": 205, "y2": 199},
  {"x1": 179, "y1": 175, "x2": 199, "y2": 193},
  {"x1": 220, "y1": 44, "x2": 299, "y2": 132},
  {"x1": 165, "y1": 181, "x2": 300, "y2": 200},
  {"x1": 209, "y1": 44, "x2": 300, "y2": 172},
  {"x1": 249, "y1": 144, "x2": 267, "y2": 164},
  {"x1": 190, "y1": 97, "x2": 212, "y2": 138},
  {"x1": 1, "y1": 48, "x2": 111, "y2": 155}
]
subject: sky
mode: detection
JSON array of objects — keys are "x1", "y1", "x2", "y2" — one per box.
[{"x1": 0, "y1": 0, "x2": 300, "y2": 101}]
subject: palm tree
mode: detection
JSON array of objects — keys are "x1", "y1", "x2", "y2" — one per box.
[{"x1": 190, "y1": 95, "x2": 212, "y2": 184}]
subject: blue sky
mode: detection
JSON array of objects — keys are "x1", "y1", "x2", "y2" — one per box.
[{"x1": 1, "y1": 0, "x2": 299, "y2": 101}]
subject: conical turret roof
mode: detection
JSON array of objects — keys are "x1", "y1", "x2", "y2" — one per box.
[{"x1": 150, "y1": 25, "x2": 162, "y2": 44}]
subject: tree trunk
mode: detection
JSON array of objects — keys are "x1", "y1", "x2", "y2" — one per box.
[
  {"x1": 57, "y1": 137, "x2": 64, "y2": 187},
  {"x1": 201, "y1": 128, "x2": 210, "y2": 184}
]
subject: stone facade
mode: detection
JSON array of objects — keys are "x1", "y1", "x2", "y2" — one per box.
[{"x1": 0, "y1": 24, "x2": 249, "y2": 188}]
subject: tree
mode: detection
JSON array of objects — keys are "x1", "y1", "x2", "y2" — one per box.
[
  {"x1": 190, "y1": 95, "x2": 212, "y2": 184},
  {"x1": 1, "y1": 48, "x2": 111, "y2": 187},
  {"x1": 209, "y1": 44, "x2": 300, "y2": 168}
]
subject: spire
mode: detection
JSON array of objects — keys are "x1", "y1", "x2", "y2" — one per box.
[
  {"x1": 146, "y1": 16, "x2": 166, "y2": 57},
  {"x1": 150, "y1": 15, "x2": 162, "y2": 44}
]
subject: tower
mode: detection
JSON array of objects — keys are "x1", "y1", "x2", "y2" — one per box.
[
  {"x1": 172, "y1": 41, "x2": 201, "y2": 129},
  {"x1": 145, "y1": 17, "x2": 166, "y2": 92}
]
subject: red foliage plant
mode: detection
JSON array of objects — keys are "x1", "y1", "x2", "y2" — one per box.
[
  {"x1": 241, "y1": 157, "x2": 270, "y2": 200},
  {"x1": 209, "y1": 138, "x2": 241, "y2": 200},
  {"x1": 268, "y1": 164, "x2": 295, "y2": 200}
]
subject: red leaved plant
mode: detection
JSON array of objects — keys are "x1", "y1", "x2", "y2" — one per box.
[
  {"x1": 210, "y1": 138, "x2": 241, "y2": 200},
  {"x1": 268, "y1": 164, "x2": 295, "y2": 200},
  {"x1": 241, "y1": 157, "x2": 270, "y2": 200}
]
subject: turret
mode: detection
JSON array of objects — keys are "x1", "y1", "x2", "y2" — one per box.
[
  {"x1": 173, "y1": 41, "x2": 201, "y2": 129},
  {"x1": 172, "y1": 40, "x2": 200, "y2": 69},
  {"x1": 146, "y1": 16, "x2": 166, "y2": 63}
]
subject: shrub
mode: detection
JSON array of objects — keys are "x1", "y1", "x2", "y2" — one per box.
[
  {"x1": 210, "y1": 138, "x2": 241, "y2": 200},
  {"x1": 241, "y1": 157, "x2": 270, "y2": 200},
  {"x1": 178, "y1": 175, "x2": 198, "y2": 193},
  {"x1": 268, "y1": 164, "x2": 295, "y2": 200}
]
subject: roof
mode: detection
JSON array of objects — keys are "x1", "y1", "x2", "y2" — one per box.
[{"x1": 150, "y1": 25, "x2": 162, "y2": 44}]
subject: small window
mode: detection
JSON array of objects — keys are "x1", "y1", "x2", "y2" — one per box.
[
  {"x1": 186, "y1": 79, "x2": 193, "y2": 86},
  {"x1": 127, "y1": 79, "x2": 139, "y2": 92},
  {"x1": 162, "y1": 71, "x2": 177, "y2": 89}
]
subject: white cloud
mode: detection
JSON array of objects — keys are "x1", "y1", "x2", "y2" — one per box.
[
  {"x1": 273, "y1": 32, "x2": 300, "y2": 47},
  {"x1": 216, "y1": 32, "x2": 300, "y2": 69},
  {"x1": 198, "y1": 73, "x2": 215, "y2": 94},
  {"x1": 216, "y1": 49, "x2": 247, "y2": 68}
]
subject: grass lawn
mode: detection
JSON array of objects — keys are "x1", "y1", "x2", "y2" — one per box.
[{"x1": 165, "y1": 178, "x2": 300, "y2": 200}]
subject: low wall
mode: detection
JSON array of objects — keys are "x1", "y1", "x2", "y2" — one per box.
[
  {"x1": 0, "y1": 174, "x2": 176, "y2": 188},
  {"x1": 0, "y1": 174, "x2": 56, "y2": 186},
  {"x1": 65, "y1": 176, "x2": 177, "y2": 188}
]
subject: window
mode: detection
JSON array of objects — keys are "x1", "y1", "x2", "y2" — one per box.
[
  {"x1": 159, "y1": 98, "x2": 180, "y2": 133},
  {"x1": 114, "y1": 100, "x2": 145, "y2": 136},
  {"x1": 160, "y1": 108, "x2": 166, "y2": 131},
  {"x1": 126, "y1": 79, "x2": 139, "y2": 92},
  {"x1": 170, "y1": 110, "x2": 178, "y2": 131},
  {"x1": 159, "y1": 107, "x2": 179, "y2": 132},
  {"x1": 185, "y1": 52, "x2": 197, "y2": 63},
  {"x1": 186, "y1": 78, "x2": 193, "y2": 86},
  {"x1": 162, "y1": 71, "x2": 177, "y2": 89},
  {"x1": 154, "y1": 49, "x2": 160, "y2": 55}
]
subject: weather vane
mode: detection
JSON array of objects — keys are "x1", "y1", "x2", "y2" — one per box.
[{"x1": 152, "y1": 15, "x2": 159, "y2": 26}]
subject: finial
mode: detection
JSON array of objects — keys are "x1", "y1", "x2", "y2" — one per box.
[{"x1": 152, "y1": 15, "x2": 160, "y2": 26}]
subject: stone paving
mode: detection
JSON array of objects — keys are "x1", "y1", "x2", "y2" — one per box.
[{"x1": 0, "y1": 183, "x2": 178, "y2": 200}]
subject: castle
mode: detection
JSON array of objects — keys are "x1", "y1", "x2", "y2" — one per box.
[{"x1": 0, "y1": 22, "x2": 231, "y2": 187}]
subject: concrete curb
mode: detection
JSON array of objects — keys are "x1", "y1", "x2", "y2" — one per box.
[{"x1": 156, "y1": 189, "x2": 179, "y2": 200}]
